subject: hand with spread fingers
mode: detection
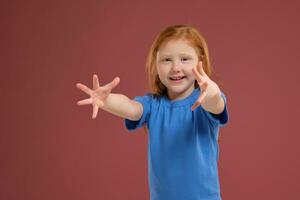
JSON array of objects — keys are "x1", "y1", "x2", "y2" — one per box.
[
  {"x1": 191, "y1": 61, "x2": 221, "y2": 111},
  {"x1": 76, "y1": 74, "x2": 120, "y2": 119}
]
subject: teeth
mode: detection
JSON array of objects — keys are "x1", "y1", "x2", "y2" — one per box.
[{"x1": 170, "y1": 77, "x2": 184, "y2": 80}]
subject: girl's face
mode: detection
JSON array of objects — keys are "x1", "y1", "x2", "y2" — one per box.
[{"x1": 156, "y1": 39, "x2": 198, "y2": 101}]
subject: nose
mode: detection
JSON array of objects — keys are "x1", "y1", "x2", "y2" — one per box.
[{"x1": 171, "y1": 60, "x2": 181, "y2": 72}]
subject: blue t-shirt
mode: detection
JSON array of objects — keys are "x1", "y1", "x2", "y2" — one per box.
[{"x1": 124, "y1": 88, "x2": 229, "y2": 200}]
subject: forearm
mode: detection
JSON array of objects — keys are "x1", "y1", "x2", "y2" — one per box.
[
  {"x1": 201, "y1": 82, "x2": 225, "y2": 114},
  {"x1": 101, "y1": 93, "x2": 143, "y2": 120}
]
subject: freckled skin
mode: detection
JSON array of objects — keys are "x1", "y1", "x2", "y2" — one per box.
[{"x1": 156, "y1": 39, "x2": 198, "y2": 101}]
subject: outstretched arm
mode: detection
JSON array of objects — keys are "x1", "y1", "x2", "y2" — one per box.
[
  {"x1": 101, "y1": 93, "x2": 143, "y2": 120},
  {"x1": 76, "y1": 74, "x2": 143, "y2": 120}
]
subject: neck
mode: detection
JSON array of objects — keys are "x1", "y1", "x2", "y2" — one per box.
[{"x1": 167, "y1": 85, "x2": 195, "y2": 101}]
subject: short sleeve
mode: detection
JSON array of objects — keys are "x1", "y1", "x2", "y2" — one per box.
[
  {"x1": 203, "y1": 92, "x2": 229, "y2": 127},
  {"x1": 124, "y1": 94, "x2": 152, "y2": 131}
]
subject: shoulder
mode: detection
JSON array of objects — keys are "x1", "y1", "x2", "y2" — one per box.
[
  {"x1": 134, "y1": 92, "x2": 164, "y2": 104},
  {"x1": 133, "y1": 92, "x2": 153, "y2": 102}
]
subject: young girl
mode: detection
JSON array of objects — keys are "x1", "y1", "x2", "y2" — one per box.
[{"x1": 76, "y1": 24, "x2": 229, "y2": 200}]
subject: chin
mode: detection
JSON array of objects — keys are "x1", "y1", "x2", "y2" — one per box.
[{"x1": 168, "y1": 85, "x2": 192, "y2": 94}]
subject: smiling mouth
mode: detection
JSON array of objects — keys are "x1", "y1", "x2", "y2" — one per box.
[{"x1": 169, "y1": 76, "x2": 186, "y2": 81}]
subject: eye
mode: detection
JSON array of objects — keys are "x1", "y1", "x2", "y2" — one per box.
[
  {"x1": 181, "y1": 57, "x2": 191, "y2": 62},
  {"x1": 162, "y1": 58, "x2": 171, "y2": 62}
]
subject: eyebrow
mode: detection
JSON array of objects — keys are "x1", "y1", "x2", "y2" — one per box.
[{"x1": 159, "y1": 53, "x2": 193, "y2": 57}]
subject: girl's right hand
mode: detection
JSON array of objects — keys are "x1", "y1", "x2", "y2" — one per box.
[{"x1": 76, "y1": 74, "x2": 120, "y2": 119}]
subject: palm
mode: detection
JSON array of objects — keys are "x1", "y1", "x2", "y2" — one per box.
[
  {"x1": 91, "y1": 87, "x2": 111, "y2": 106},
  {"x1": 76, "y1": 74, "x2": 120, "y2": 119}
]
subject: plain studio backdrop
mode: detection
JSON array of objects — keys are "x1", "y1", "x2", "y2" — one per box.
[{"x1": 1, "y1": 0, "x2": 300, "y2": 199}]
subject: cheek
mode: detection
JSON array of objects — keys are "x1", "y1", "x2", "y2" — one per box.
[
  {"x1": 156, "y1": 69, "x2": 164, "y2": 82},
  {"x1": 184, "y1": 65, "x2": 196, "y2": 75},
  {"x1": 186, "y1": 61, "x2": 198, "y2": 74},
  {"x1": 156, "y1": 65, "x2": 168, "y2": 76},
  {"x1": 156, "y1": 66, "x2": 162, "y2": 77},
  {"x1": 186, "y1": 70, "x2": 196, "y2": 81}
]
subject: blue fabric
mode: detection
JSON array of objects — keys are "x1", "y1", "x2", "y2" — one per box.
[{"x1": 124, "y1": 88, "x2": 229, "y2": 200}]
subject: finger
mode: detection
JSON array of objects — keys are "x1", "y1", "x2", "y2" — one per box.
[
  {"x1": 191, "y1": 101, "x2": 201, "y2": 111},
  {"x1": 200, "y1": 81, "x2": 208, "y2": 91},
  {"x1": 192, "y1": 67, "x2": 205, "y2": 84},
  {"x1": 93, "y1": 74, "x2": 100, "y2": 90},
  {"x1": 92, "y1": 104, "x2": 99, "y2": 119},
  {"x1": 198, "y1": 91, "x2": 207, "y2": 103},
  {"x1": 77, "y1": 98, "x2": 93, "y2": 106},
  {"x1": 190, "y1": 91, "x2": 207, "y2": 111},
  {"x1": 197, "y1": 61, "x2": 207, "y2": 77},
  {"x1": 104, "y1": 77, "x2": 120, "y2": 91},
  {"x1": 198, "y1": 82, "x2": 208, "y2": 102},
  {"x1": 76, "y1": 83, "x2": 92, "y2": 95}
]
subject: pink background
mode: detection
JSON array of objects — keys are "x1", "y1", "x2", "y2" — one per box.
[{"x1": 2, "y1": 0, "x2": 300, "y2": 199}]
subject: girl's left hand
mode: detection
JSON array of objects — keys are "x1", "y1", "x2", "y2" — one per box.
[{"x1": 191, "y1": 61, "x2": 219, "y2": 111}]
